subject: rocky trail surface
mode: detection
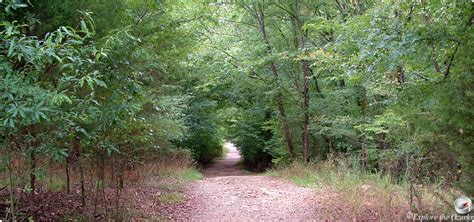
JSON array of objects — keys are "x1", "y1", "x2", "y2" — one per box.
[{"x1": 172, "y1": 142, "x2": 321, "y2": 221}]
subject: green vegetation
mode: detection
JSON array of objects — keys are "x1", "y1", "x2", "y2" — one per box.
[
  {"x1": 158, "y1": 192, "x2": 186, "y2": 204},
  {"x1": 0, "y1": 0, "x2": 472, "y2": 220},
  {"x1": 268, "y1": 158, "x2": 458, "y2": 219},
  {"x1": 180, "y1": 168, "x2": 203, "y2": 181}
]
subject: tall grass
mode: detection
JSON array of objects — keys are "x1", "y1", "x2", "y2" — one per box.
[{"x1": 267, "y1": 155, "x2": 458, "y2": 220}]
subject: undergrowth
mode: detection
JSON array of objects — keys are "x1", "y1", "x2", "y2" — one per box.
[
  {"x1": 28, "y1": 149, "x2": 205, "y2": 221},
  {"x1": 267, "y1": 156, "x2": 461, "y2": 221},
  {"x1": 125, "y1": 149, "x2": 203, "y2": 218},
  {"x1": 158, "y1": 192, "x2": 186, "y2": 204}
]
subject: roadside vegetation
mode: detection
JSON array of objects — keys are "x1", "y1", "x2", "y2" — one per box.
[
  {"x1": 1, "y1": 0, "x2": 472, "y2": 220},
  {"x1": 267, "y1": 156, "x2": 461, "y2": 220},
  {"x1": 0, "y1": 1, "x2": 216, "y2": 220}
]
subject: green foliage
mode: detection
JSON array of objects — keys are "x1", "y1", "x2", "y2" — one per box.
[
  {"x1": 0, "y1": 0, "x2": 472, "y2": 219},
  {"x1": 188, "y1": 1, "x2": 473, "y2": 196},
  {"x1": 228, "y1": 103, "x2": 274, "y2": 171},
  {"x1": 0, "y1": 1, "x2": 223, "y2": 219}
]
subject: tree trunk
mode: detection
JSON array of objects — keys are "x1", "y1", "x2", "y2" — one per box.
[
  {"x1": 74, "y1": 136, "x2": 86, "y2": 207},
  {"x1": 397, "y1": 65, "x2": 404, "y2": 85},
  {"x1": 256, "y1": 4, "x2": 296, "y2": 160},
  {"x1": 302, "y1": 59, "x2": 310, "y2": 162},
  {"x1": 291, "y1": 1, "x2": 311, "y2": 162},
  {"x1": 79, "y1": 157, "x2": 85, "y2": 208},
  {"x1": 30, "y1": 149, "x2": 36, "y2": 205},
  {"x1": 6, "y1": 136, "x2": 16, "y2": 221},
  {"x1": 66, "y1": 156, "x2": 70, "y2": 193},
  {"x1": 313, "y1": 76, "x2": 324, "y2": 98}
]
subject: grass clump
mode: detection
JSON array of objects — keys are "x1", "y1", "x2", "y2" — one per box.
[
  {"x1": 179, "y1": 168, "x2": 203, "y2": 181},
  {"x1": 156, "y1": 167, "x2": 202, "y2": 181},
  {"x1": 267, "y1": 162, "x2": 318, "y2": 188},
  {"x1": 158, "y1": 192, "x2": 186, "y2": 204},
  {"x1": 158, "y1": 182, "x2": 185, "y2": 192},
  {"x1": 45, "y1": 175, "x2": 67, "y2": 192}
]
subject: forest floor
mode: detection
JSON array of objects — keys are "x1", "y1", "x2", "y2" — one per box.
[{"x1": 168, "y1": 142, "x2": 322, "y2": 221}]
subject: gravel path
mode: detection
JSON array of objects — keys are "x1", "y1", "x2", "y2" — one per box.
[{"x1": 178, "y1": 142, "x2": 321, "y2": 221}]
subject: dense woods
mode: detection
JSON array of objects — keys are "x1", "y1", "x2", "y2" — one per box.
[{"x1": 0, "y1": 0, "x2": 473, "y2": 220}]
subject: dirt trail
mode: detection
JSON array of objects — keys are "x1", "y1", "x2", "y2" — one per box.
[{"x1": 178, "y1": 142, "x2": 321, "y2": 221}]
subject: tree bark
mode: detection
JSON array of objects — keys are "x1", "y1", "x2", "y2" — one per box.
[
  {"x1": 291, "y1": 1, "x2": 311, "y2": 162},
  {"x1": 6, "y1": 136, "x2": 16, "y2": 221},
  {"x1": 30, "y1": 150, "x2": 36, "y2": 204},
  {"x1": 66, "y1": 156, "x2": 70, "y2": 193},
  {"x1": 74, "y1": 136, "x2": 86, "y2": 207},
  {"x1": 397, "y1": 65, "x2": 404, "y2": 85},
  {"x1": 302, "y1": 59, "x2": 310, "y2": 162},
  {"x1": 256, "y1": 4, "x2": 296, "y2": 160}
]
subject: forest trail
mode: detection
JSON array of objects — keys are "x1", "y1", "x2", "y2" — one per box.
[{"x1": 177, "y1": 142, "x2": 321, "y2": 221}]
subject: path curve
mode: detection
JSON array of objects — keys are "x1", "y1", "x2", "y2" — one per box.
[{"x1": 179, "y1": 142, "x2": 320, "y2": 221}]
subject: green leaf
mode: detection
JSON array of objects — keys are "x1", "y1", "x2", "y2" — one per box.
[
  {"x1": 80, "y1": 20, "x2": 90, "y2": 36},
  {"x1": 7, "y1": 38, "x2": 15, "y2": 57}
]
